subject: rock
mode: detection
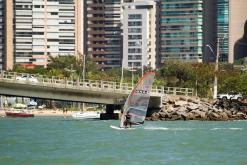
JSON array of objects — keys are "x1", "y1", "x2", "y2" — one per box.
[
  {"x1": 159, "y1": 112, "x2": 170, "y2": 118},
  {"x1": 177, "y1": 107, "x2": 187, "y2": 112},
  {"x1": 174, "y1": 100, "x2": 188, "y2": 107},
  {"x1": 150, "y1": 112, "x2": 160, "y2": 121},
  {"x1": 224, "y1": 110, "x2": 233, "y2": 116},
  {"x1": 187, "y1": 98, "x2": 200, "y2": 104},
  {"x1": 208, "y1": 112, "x2": 220, "y2": 120},
  {"x1": 187, "y1": 112, "x2": 196, "y2": 120},
  {"x1": 187, "y1": 104, "x2": 199, "y2": 111},
  {"x1": 170, "y1": 114, "x2": 181, "y2": 120},
  {"x1": 179, "y1": 96, "x2": 188, "y2": 101},
  {"x1": 221, "y1": 112, "x2": 229, "y2": 120},
  {"x1": 236, "y1": 112, "x2": 247, "y2": 119},
  {"x1": 180, "y1": 113, "x2": 188, "y2": 120},
  {"x1": 158, "y1": 95, "x2": 247, "y2": 121},
  {"x1": 191, "y1": 110, "x2": 206, "y2": 119}
]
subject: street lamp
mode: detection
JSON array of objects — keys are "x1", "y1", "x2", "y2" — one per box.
[
  {"x1": 78, "y1": 51, "x2": 86, "y2": 111},
  {"x1": 120, "y1": 58, "x2": 124, "y2": 88},
  {"x1": 78, "y1": 51, "x2": 86, "y2": 82},
  {"x1": 206, "y1": 37, "x2": 221, "y2": 99},
  {"x1": 82, "y1": 53, "x2": 86, "y2": 82}
]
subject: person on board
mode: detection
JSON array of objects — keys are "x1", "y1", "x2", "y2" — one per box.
[{"x1": 124, "y1": 111, "x2": 132, "y2": 128}]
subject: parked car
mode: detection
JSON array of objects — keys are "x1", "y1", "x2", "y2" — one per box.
[
  {"x1": 16, "y1": 75, "x2": 38, "y2": 83},
  {"x1": 217, "y1": 92, "x2": 243, "y2": 101}
]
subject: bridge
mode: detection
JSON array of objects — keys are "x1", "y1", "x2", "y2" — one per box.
[{"x1": 0, "y1": 71, "x2": 194, "y2": 110}]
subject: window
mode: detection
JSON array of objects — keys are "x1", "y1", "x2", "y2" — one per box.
[
  {"x1": 128, "y1": 14, "x2": 142, "y2": 19},
  {"x1": 128, "y1": 35, "x2": 142, "y2": 40},
  {"x1": 128, "y1": 21, "x2": 142, "y2": 26},
  {"x1": 128, "y1": 28, "x2": 142, "y2": 33},
  {"x1": 128, "y1": 41, "x2": 142, "y2": 46},
  {"x1": 128, "y1": 48, "x2": 142, "y2": 53}
]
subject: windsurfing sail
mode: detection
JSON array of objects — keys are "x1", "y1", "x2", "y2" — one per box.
[{"x1": 120, "y1": 72, "x2": 155, "y2": 128}]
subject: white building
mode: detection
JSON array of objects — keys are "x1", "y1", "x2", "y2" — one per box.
[
  {"x1": 122, "y1": 0, "x2": 158, "y2": 70},
  {"x1": 12, "y1": 0, "x2": 81, "y2": 67}
]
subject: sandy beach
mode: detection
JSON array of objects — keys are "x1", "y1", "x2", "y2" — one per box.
[{"x1": 0, "y1": 109, "x2": 73, "y2": 117}]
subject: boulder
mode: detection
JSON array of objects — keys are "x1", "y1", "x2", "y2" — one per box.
[
  {"x1": 191, "y1": 110, "x2": 206, "y2": 119},
  {"x1": 150, "y1": 112, "x2": 160, "y2": 121},
  {"x1": 174, "y1": 100, "x2": 188, "y2": 107},
  {"x1": 208, "y1": 112, "x2": 220, "y2": 120},
  {"x1": 170, "y1": 114, "x2": 181, "y2": 120},
  {"x1": 187, "y1": 104, "x2": 199, "y2": 111},
  {"x1": 158, "y1": 95, "x2": 247, "y2": 121},
  {"x1": 221, "y1": 112, "x2": 229, "y2": 120},
  {"x1": 236, "y1": 112, "x2": 247, "y2": 119}
]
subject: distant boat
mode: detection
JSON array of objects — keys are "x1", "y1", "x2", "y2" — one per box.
[
  {"x1": 5, "y1": 110, "x2": 34, "y2": 118},
  {"x1": 71, "y1": 111, "x2": 100, "y2": 119},
  {"x1": 111, "y1": 72, "x2": 155, "y2": 129}
]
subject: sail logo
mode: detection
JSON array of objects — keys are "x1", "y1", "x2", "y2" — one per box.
[{"x1": 136, "y1": 90, "x2": 149, "y2": 94}]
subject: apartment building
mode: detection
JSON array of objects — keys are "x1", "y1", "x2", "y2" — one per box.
[
  {"x1": 160, "y1": 0, "x2": 203, "y2": 63},
  {"x1": 0, "y1": 0, "x2": 4, "y2": 69},
  {"x1": 217, "y1": 0, "x2": 229, "y2": 61},
  {"x1": 85, "y1": 0, "x2": 122, "y2": 70},
  {"x1": 122, "y1": 0, "x2": 158, "y2": 70},
  {"x1": 3, "y1": 0, "x2": 81, "y2": 69}
]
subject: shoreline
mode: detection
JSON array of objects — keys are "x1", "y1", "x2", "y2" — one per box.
[{"x1": 0, "y1": 109, "x2": 73, "y2": 117}]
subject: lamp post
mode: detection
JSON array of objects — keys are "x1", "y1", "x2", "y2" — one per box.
[
  {"x1": 120, "y1": 59, "x2": 124, "y2": 89},
  {"x1": 82, "y1": 53, "x2": 86, "y2": 82},
  {"x1": 78, "y1": 51, "x2": 86, "y2": 111},
  {"x1": 77, "y1": 51, "x2": 86, "y2": 82},
  {"x1": 206, "y1": 37, "x2": 221, "y2": 99}
]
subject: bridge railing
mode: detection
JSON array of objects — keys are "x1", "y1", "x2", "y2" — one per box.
[{"x1": 0, "y1": 71, "x2": 194, "y2": 96}]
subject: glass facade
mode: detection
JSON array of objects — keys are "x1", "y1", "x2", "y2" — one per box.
[
  {"x1": 217, "y1": 0, "x2": 229, "y2": 61},
  {"x1": 160, "y1": 0, "x2": 203, "y2": 62}
]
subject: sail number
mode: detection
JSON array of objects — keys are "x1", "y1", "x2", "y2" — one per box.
[{"x1": 136, "y1": 90, "x2": 149, "y2": 94}]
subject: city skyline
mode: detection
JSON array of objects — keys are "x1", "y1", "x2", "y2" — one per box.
[{"x1": 0, "y1": 0, "x2": 246, "y2": 70}]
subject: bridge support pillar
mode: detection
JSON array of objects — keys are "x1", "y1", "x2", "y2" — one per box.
[{"x1": 100, "y1": 104, "x2": 121, "y2": 120}]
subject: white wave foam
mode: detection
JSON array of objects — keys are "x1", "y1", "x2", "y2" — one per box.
[
  {"x1": 229, "y1": 128, "x2": 243, "y2": 130},
  {"x1": 210, "y1": 127, "x2": 243, "y2": 130},
  {"x1": 210, "y1": 128, "x2": 226, "y2": 130},
  {"x1": 144, "y1": 126, "x2": 193, "y2": 131}
]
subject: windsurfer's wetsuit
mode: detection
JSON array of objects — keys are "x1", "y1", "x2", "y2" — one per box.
[{"x1": 124, "y1": 114, "x2": 132, "y2": 128}]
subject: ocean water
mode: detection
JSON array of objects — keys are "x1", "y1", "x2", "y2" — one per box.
[{"x1": 0, "y1": 117, "x2": 247, "y2": 165}]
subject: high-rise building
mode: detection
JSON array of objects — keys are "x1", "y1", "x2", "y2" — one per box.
[
  {"x1": 1, "y1": 0, "x2": 81, "y2": 70},
  {"x1": 122, "y1": 0, "x2": 158, "y2": 70},
  {"x1": 85, "y1": 0, "x2": 122, "y2": 70},
  {"x1": 160, "y1": 0, "x2": 203, "y2": 63},
  {"x1": 5, "y1": 0, "x2": 13, "y2": 70},
  {"x1": 217, "y1": 0, "x2": 229, "y2": 61},
  {"x1": 0, "y1": 0, "x2": 4, "y2": 69},
  {"x1": 13, "y1": 0, "x2": 81, "y2": 67},
  {"x1": 203, "y1": 0, "x2": 247, "y2": 63},
  {"x1": 229, "y1": 0, "x2": 247, "y2": 63}
]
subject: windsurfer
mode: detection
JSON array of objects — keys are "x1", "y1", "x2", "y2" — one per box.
[{"x1": 124, "y1": 111, "x2": 132, "y2": 128}]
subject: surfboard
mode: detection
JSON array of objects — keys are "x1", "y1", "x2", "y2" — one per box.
[{"x1": 110, "y1": 125, "x2": 135, "y2": 130}]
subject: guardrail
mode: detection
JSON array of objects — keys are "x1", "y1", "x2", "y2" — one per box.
[{"x1": 0, "y1": 71, "x2": 194, "y2": 96}]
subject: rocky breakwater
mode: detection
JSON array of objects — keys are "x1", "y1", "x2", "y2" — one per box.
[{"x1": 146, "y1": 95, "x2": 247, "y2": 121}]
